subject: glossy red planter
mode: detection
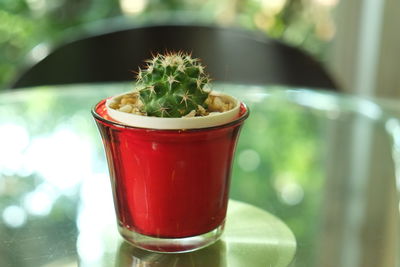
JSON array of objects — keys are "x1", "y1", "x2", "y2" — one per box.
[{"x1": 92, "y1": 99, "x2": 249, "y2": 253}]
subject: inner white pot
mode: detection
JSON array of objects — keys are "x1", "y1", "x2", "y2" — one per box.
[{"x1": 106, "y1": 91, "x2": 240, "y2": 130}]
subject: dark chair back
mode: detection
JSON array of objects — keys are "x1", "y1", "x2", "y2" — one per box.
[{"x1": 11, "y1": 24, "x2": 337, "y2": 90}]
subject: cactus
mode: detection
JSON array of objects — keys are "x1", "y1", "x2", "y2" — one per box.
[{"x1": 136, "y1": 52, "x2": 211, "y2": 118}]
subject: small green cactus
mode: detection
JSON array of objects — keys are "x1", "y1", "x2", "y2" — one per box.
[{"x1": 136, "y1": 52, "x2": 211, "y2": 118}]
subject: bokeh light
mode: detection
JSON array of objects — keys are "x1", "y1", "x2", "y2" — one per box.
[
  {"x1": 2, "y1": 205, "x2": 27, "y2": 228},
  {"x1": 120, "y1": 0, "x2": 148, "y2": 15},
  {"x1": 0, "y1": 123, "x2": 30, "y2": 174},
  {"x1": 274, "y1": 172, "x2": 305, "y2": 206},
  {"x1": 24, "y1": 125, "x2": 93, "y2": 192},
  {"x1": 23, "y1": 183, "x2": 58, "y2": 216},
  {"x1": 238, "y1": 149, "x2": 261, "y2": 172},
  {"x1": 77, "y1": 173, "x2": 117, "y2": 265}
]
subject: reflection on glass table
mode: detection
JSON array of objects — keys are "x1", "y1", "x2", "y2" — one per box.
[
  {"x1": 114, "y1": 200, "x2": 295, "y2": 267},
  {"x1": 0, "y1": 83, "x2": 399, "y2": 267}
]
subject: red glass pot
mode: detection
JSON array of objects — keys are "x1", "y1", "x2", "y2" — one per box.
[{"x1": 92, "y1": 99, "x2": 249, "y2": 253}]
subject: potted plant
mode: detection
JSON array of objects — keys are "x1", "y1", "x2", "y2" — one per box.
[{"x1": 92, "y1": 52, "x2": 249, "y2": 253}]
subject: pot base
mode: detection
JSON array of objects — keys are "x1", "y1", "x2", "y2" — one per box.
[{"x1": 118, "y1": 221, "x2": 225, "y2": 253}]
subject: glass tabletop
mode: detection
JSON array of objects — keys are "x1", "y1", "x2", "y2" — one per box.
[{"x1": 0, "y1": 83, "x2": 399, "y2": 267}]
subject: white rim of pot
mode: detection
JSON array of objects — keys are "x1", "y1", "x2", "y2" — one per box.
[{"x1": 105, "y1": 91, "x2": 241, "y2": 130}]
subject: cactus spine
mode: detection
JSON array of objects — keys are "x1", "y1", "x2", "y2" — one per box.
[{"x1": 136, "y1": 52, "x2": 211, "y2": 118}]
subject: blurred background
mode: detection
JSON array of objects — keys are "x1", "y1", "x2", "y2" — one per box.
[
  {"x1": 1, "y1": 1, "x2": 400, "y2": 266},
  {"x1": 1, "y1": 0, "x2": 398, "y2": 96}
]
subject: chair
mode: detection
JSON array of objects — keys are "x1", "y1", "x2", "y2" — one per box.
[{"x1": 10, "y1": 24, "x2": 337, "y2": 90}]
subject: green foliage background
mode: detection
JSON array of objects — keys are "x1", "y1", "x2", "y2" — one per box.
[{"x1": 0, "y1": 0, "x2": 337, "y2": 89}]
